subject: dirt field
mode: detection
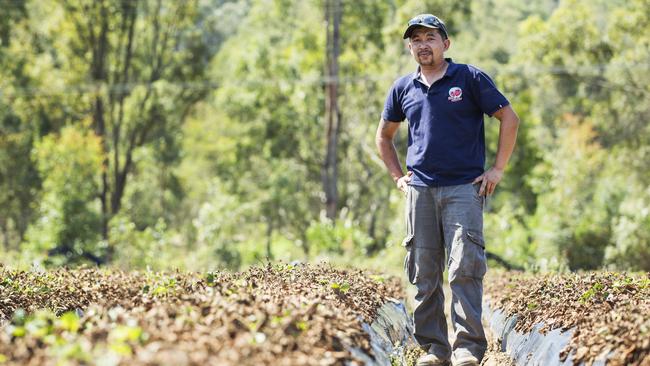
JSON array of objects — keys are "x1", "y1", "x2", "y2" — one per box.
[
  {"x1": 0, "y1": 263, "x2": 402, "y2": 365},
  {"x1": 4, "y1": 263, "x2": 645, "y2": 365},
  {"x1": 484, "y1": 271, "x2": 650, "y2": 366}
]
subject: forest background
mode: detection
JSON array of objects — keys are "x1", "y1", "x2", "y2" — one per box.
[{"x1": 1, "y1": 0, "x2": 649, "y2": 274}]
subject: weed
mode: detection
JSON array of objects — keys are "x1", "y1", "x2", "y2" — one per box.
[
  {"x1": 330, "y1": 281, "x2": 350, "y2": 293},
  {"x1": 580, "y1": 282, "x2": 609, "y2": 304}
]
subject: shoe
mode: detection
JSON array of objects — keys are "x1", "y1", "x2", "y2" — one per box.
[
  {"x1": 452, "y1": 354, "x2": 480, "y2": 366},
  {"x1": 416, "y1": 353, "x2": 450, "y2": 366}
]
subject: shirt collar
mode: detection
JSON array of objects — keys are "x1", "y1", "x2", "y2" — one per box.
[{"x1": 412, "y1": 58, "x2": 457, "y2": 81}]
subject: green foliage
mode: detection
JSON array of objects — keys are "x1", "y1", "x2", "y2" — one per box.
[
  {"x1": 5, "y1": 306, "x2": 147, "y2": 362},
  {"x1": 109, "y1": 215, "x2": 186, "y2": 270},
  {"x1": 485, "y1": 0, "x2": 650, "y2": 271},
  {"x1": 7, "y1": 309, "x2": 91, "y2": 363},
  {"x1": 330, "y1": 281, "x2": 350, "y2": 294},
  {"x1": 2, "y1": 0, "x2": 650, "y2": 271},
  {"x1": 306, "y1": 216, "x2": 374, "y2": 257},
  {"x1": 606, "y1": 182, "x2": 650, "y2": 270},
  {"x1": 0, "y1": 111, "x2": 39, "y2": 251},
  {"x1": 23, "y1": 126, "x2": 104, "y2": 265},
  {"x1": 483, "y1": 203, "x2": 534, "y2": 268},
  {"x1": 190, "y1": 178, "x2": 247, "y2": 269},
  {"x1": 529, "y1": 119, "x2": 610, "y2": 270}
]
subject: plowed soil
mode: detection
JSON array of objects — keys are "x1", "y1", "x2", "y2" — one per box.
[
  {"x1": 0, "y1": 263, "x2": 402, "y2": 366},
  {"x1": 484, "y1": 271, "x2": 650, "y2": 366}
]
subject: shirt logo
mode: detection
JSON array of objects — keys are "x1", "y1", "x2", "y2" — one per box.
[{"x1": 448, "y1": 87, "x2": 463, "y2": 102}]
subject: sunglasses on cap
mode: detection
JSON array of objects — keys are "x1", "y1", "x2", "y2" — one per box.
[{"x1": 403, "y1": 14, "x2": 448, "y2": 39}]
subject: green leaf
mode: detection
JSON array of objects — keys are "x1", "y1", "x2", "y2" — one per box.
[
  {"x1": 11, "y1": 309, "x2": 26, "y2": 326},
  {"x1": 340, "y1": 282, "x2": 350, "y2": 293},
  {"x1": 296, "y1": 321, "x2": 308, "y2": 331},
  {"x1": 330, "y1": 281, "x2": 350, "y2": 293},
  {"x1": 11, "y1": 327, "x2": 26, "y2": 337},
  {"x1": 57, "y1": 312, "x2": 80, "y2": 332},
  {"x1": 370, "y1": 275, "x2": 385, "y2": 283},
  {"x1": 110, "y1": 342, "x2": 132, "y2": 356},
  {"x1": 110, "y1": 325, "x2": 144, "y2": 344}
]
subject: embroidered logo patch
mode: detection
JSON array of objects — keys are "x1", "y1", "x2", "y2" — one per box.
[{"x1": 448, "y1": 87, "x2": 463, "y2": 102}]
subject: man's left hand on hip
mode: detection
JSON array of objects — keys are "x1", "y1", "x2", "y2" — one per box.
[{"x1": 473, "y1": 167, "x2": 504, "y2": 196}]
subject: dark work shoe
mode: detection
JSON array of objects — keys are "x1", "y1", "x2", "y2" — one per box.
[
  {"x1": 416, "y1": 353, "x2": 450, "y2": 366},
  {"x1": 452, "y1": 354, "x2": 480, "y2": 366}
]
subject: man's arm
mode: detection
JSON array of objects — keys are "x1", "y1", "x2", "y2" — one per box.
[
  {"x1": 473, "y1": 105, "x2": 520, "y2": 196},
  {"x1": 375, "y1": 118, "x2": 411, "y2": 193}
]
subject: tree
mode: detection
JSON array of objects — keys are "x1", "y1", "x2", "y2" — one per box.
[
  {"x1": 62, "y1": 0, "x2": 214, "y2": 252},
  {"x1": 207, "y1": 0, "x2": 326, "y2": 257},
  {"x1": 24, "y1": 127, "x2": 104, "y2": 264},
  {"x1": 0, "y1": 0, "x2": 38, "y2": 251},
  {"x1": 2, "y1": 0, "x2": 228, "y2": 263},
  {"x1": 499, "y1": 0, "x2": 650, "y2": 270},
  {"x1": 322, "y1": 0, "x2": 342, "y2": 221}
]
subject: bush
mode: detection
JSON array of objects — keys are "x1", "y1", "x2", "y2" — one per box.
[
  {"x1": 305, "y1": 211, "x2": 373, "y2": 257},
  {"x1": 22, "y1": 127, "x2": 104, "y2": 266},
  {"x1": 606, "y1": 185, "x2": 650, "y2": 271}
]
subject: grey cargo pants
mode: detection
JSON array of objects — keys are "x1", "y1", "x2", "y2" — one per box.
[{"x1": 403, "y1": 183, "x2": 487, "y2": 361}]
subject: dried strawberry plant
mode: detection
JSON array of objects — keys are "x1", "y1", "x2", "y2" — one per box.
[
  {"x1": 0, "y1": 263, "x2": 402, "y2": 366},
  {"x1": 485, "y1": 271, "x2": 650, "y2": 366}
]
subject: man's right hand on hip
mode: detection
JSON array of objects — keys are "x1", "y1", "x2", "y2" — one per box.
[{"x1": 396, "y1": 171, "x2": 413, "y2": 194}]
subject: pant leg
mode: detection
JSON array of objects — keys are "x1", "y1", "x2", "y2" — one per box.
[
  {"x1": 403, "y1": 185, "x2": 451, "y2": 359},
  {"x1": 439, "y1": 183, "x2": 487, "y2": 361}
]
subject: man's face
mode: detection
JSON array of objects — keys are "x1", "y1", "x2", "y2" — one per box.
[{"x1": 408, "y1": 27, "x2": 450, "y2": 66}]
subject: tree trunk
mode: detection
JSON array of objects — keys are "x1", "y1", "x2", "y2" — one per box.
[
  {"x1": 300, "y1": 231, "x2": 309, "y2": 258},
  {"x1": 266, "y1": 218, "x2": 274, "y2": 260},
  {"x1": 95, "y1": 96, "x2": 110, "y2": 245},
  {"x1": 89, "y1": 1, "x2": 111, "y2": 252},
  {"x1": 110, "y1": 0, "x2": 137, "y2": 217},
  {"x1": 322, "y1": 0, "x2": 342, "y2": 221},
  {"x1": 0, "y1": 218, "x2": 7, "y2": 252},
  {"x1": 110, "y1": 0, "x2": 164, "y2": 216}
]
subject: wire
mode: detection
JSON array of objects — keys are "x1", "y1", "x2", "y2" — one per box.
[{"x1": 1, "y1": 62, "x2": 648, "y2": 98}]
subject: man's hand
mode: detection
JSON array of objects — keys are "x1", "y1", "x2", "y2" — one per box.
[
  {"x1": 396, "y1": 171, "x2": 413, "y2": 194},
  {"x1": 476, "y1": 105, "x2": 519, "y2": 197},
  {"x1": 473, "y1": 167, "x2": 504, "y2": 196}
]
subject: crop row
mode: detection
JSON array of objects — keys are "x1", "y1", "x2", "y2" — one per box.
[{"x1": 0, "y1": 263, "x2": 402, "y2": 365}]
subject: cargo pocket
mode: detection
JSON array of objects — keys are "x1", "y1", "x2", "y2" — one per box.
[
  {"x1": 472, "y1": 182, "x2": 485, "y2": 210},
  {"x1": 465, "y1": 229, "x2": 487, "y2": 278},
  {"x1": 403, "y1": 237, "x2": 417, "y2": 284},
  {"x1": 449, "y1": 228, "x2": 487, "y2": 280},
  {"x1": 403, "y1": 186, "x2": 418, "y2": 284}
]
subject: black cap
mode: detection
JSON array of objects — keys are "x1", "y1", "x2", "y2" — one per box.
[{"x1": 403, "y1": 14, "x2": 448, "y2": 39}]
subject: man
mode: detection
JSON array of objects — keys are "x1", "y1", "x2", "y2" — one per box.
[{"x1": 375, "y1": 14, "x2": 519, "y2": 366}]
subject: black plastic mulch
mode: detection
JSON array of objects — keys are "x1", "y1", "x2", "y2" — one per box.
[{"x1": 484, "y1": 271, "x2": 649, "y2": 366}]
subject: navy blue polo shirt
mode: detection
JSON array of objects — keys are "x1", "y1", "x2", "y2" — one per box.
[{"x1": 382, "y1": 58, "x2": 509, "y2": 187}]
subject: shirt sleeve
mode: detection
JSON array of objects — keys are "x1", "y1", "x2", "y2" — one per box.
[
  {"x1": 468, "y1": 66, "x2": 510, "y2": 117},
  {"x1": 381, "y1": 81, "x2": 406, "y2": 122}
]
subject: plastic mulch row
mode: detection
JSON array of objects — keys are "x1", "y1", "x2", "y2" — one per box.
[{"x1": 482, "y1": 302, "x2": 610, "y2": 366}]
